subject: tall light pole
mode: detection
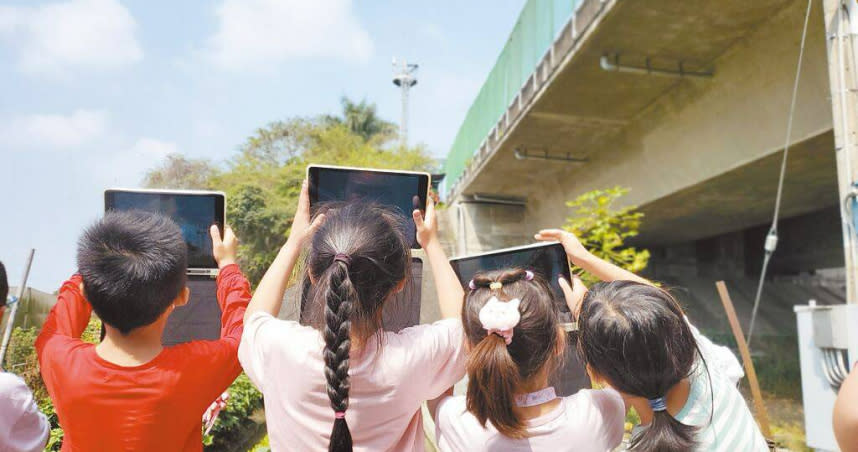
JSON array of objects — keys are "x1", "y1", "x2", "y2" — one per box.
[{"x1": 392, "y1": 58, "x2": 418, "y2": 149}]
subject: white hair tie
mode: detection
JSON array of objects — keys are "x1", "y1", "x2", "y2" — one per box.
[{"x1": 478, "y1": 296, "x2": 521, "y2": 345}]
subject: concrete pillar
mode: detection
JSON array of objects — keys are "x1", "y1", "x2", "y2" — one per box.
[{"x1": 822, "y1": 0, "x2": 858, "y2": 303}]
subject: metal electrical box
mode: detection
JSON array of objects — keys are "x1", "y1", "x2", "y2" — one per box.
[{"x1": 795, "y1": 303, "x2": 858, "y2": 451}]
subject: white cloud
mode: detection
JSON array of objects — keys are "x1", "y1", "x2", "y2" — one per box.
[
  {"x1": 125, "y1": 138, "x2": 177, "y2": 161},
  {"x1": 206, "y1": 0, "x2": 372, "y2": 70},
  {"x1": 94, "y1": 138, "x2": 177, "y2": 185},
  {"x1": 0, "y1": 0, "x2": 142, "y2": 76},
  {"x1": 1, "y1": 109, "x2": 108, "y2": 149}
]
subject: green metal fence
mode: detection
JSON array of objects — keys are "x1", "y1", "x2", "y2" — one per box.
[{"x1": 443, "y1": 0, "x2": 582, "y2": 193}]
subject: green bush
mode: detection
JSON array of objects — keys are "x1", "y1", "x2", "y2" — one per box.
[
  {"x1": 563, "y1": 186, "x2": 650, "y2": 285},
  {"x1": 204, "y1": 374, "x2": 264, "y2": 451}
]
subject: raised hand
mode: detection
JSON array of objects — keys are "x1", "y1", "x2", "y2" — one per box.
[
  {"x1": 559, "y1": 276, "x2": 587, "y2": 319},
  {"x1": 211, "y1": 225, "x2": 238, "y2": 269},
  {"x1": 413, "y1": 194, "x2": 438, "y2": 249},
  {"x1": 287, "y1": 179, "x2": 326, "y2": 248},
  {"x1": 534, "y1": 228, "x2": 589, "y2": 265}
]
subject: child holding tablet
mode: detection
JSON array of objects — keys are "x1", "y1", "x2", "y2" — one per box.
[
  {"x1": 432, "y1": 268, "x2": 625, "y2": 452},
  {"x1": 538, "y1": 229, "x2": 768, "y2": 452},
  {"x1": 239, "y1": 181, "x2": 466, "y2": 451},
  {"x1": 36, "y1": 212, "x2": 251, "y2": 451}
]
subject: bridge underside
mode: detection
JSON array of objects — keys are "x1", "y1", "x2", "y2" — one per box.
[
  {"x1": 453, "y1": 0, "x2": 835, "y2": 248},
  {"x1": 637, "y1": 131, "x2": 838, "y2": 246},
  {"x1": 443, "y1": 0, "x2": 845, "y2": 338}
]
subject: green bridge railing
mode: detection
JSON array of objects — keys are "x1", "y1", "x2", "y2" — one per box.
[{"x1": 443, "y1": 0, "x2": 583, "y2": 194}]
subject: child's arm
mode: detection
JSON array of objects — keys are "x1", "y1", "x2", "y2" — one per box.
[
  {"x1": 834, "y1": 366, "x2": 858, "y2": 451},
  {"x1": 35, "y1": 274, "x2": 94, "y2": 360},
  {"x1": 414, "y1": 197, "x2": 464, "y2": 319},
  {"x1": 210, "y1": 225, "x2": 250, "y2": 346},
  {"x1": 535, "y1": 229, "x2": 653, "y2": 286},
  {"x1": 187, "y1": 226, "x2": 251, "y2": 407},
  {"x1": 244, "y1": 180, "x2": 324, "y2": 320}
]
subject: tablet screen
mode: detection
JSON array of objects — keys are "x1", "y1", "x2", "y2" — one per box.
[
  {"x1": 104, "y1": 190, "x2": 225, "y2": 269},
  {"x1": 449, "y1": 243, "x2": 572, "y2": 319},
  {"x1": 307, "y1": 166, "x2": 429, "y2": 249}
]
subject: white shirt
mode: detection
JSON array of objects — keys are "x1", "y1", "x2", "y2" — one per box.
[{"x1": 0, "y1": 372, "x2": 50, "y2": 452}]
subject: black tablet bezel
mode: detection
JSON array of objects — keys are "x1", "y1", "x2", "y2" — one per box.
[
  {"x1": 104, "y1": 189, "x2": 225, "y2": 269},
  {"x1": 448, "y1": 242, "x2": 572, "y2": 314},
  {"x1": 306, "y1": 165, "x2": 430, "y2": 249}
]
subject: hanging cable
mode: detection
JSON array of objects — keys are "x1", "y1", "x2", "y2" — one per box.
[{"x1": 746, "y1": 0, "x2": 814, "y2": 348}]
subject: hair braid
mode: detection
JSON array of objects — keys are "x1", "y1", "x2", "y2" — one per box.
[{"x1": 323, "y1": 260, "x2": 356, "y2": 452}]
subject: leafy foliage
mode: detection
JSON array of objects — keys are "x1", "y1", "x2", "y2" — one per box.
[
  {"x1": 143, "y1": 154, "x2": 219, "y2": 190},
  {"x1": 142, "y1": 98, "x2": 434, "y2": 284},
  {"x1": 203, "y1": 374, "x2": 265, "y2": 451},
  {"x1": 563, "y1": 187, "x2": 650, "y2": 285},
  {"x1": 321, "y1": 97, "x2": 397, "y2": 143}
]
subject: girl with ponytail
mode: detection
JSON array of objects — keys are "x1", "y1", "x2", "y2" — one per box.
[
  {"x1": 432, "y1": 268, "x2": 626, "y2": 451},
  {"x1": 536, "y1": 229, "x2": 768, "y2": 451},
  {"x1": 239, "y1": 180, "x2": 468, "y2": 451}
]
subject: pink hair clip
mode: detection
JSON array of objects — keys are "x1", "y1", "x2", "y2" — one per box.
[{"x1": 524, "y1": 270, "x2": 534, "y2": 281}]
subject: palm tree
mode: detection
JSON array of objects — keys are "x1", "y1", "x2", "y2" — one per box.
[{"x1": 323, "y1": 97, "x2": 397, "y2": 142}]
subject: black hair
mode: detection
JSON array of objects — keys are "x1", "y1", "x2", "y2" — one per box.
[
  {"x1": 577, "y1": 280, "x2": 700, "y2": 452},
  {"x1": 303, "y1": 202, "x2": 411, "y2": 452},
  {"x1": 461, "y1": 268, "x2": 562, "y2": 438},
  {"x1": 77, "y1": 210, "x2": 188, "y2": 335},
  {"x1": 0, "y1": 261, "x2": 7, "y2": 308}
]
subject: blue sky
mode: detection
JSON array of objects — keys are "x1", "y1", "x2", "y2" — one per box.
[{"x1": 0, "y1": 0, "x2": 527, "y2": 290}]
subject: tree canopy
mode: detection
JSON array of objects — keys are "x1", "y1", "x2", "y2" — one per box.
[{"x1": 143, "y1": 98, "x2": 433, "y2": 283}]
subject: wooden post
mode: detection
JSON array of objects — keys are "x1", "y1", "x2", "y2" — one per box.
[{"x1": 715, "y1": 281, "x2": 773, "y2": 440}]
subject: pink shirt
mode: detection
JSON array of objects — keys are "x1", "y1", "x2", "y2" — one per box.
[
  {"x1": 434, "y1": 389, "x2": 625, "y2": 452},
  {"x1": 239, "y1": 312, "x2": 466, "y2": 451}
]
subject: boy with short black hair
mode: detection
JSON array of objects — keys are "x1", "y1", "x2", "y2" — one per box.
[
  {"x1": 36, "y1": 210, "x2": 251, "y2": 451},
  {"x1": 1, "y1": 260, "x2": 51, "y2": 452}
]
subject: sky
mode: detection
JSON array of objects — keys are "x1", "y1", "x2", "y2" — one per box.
[{"x1": 0, "y1": 0, "x2": 528, "y2": 291}]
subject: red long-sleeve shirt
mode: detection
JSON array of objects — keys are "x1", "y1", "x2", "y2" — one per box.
[{"x1": 35, "y1": 264, "x2": 251, "y2": 452}]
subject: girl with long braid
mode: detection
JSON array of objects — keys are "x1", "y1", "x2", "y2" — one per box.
[{"x1": 239, "y1": 180, "x2": 466, "y2": 452}]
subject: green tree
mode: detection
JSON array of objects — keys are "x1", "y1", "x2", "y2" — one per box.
[
  {"x1": 322, "y1": 97, "x2": 397, "y2": 143},
  {"x1": 212, "y1": 120, "x2": 432, "y2": 283},
  {"x1": 563, "y1": 187, "x2": 650, "y2": 285},
  {"x1": 143, "y1": 154, "x2": 218, "y2": 189}
]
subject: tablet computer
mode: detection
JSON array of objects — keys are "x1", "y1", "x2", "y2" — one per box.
[
  {"x1": 449, "y1": 242, "x2": 572, "y2": 320},
  {"x1": 307, "y1": 165, "x2": 430, "y2": 249},
  {"x1": 450, "y1": 243, "x2": 589, "y2": 396},
  {"x1": 104, "y1": 189, "x2": 225, "y2": 274},
  {"x1": 161, "y1": 275, "x2": 220, "y2": 345}
]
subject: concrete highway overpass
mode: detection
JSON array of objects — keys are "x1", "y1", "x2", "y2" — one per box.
[{"x1": 441, "y1": 0, "x2": 851, "y2": 336}]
